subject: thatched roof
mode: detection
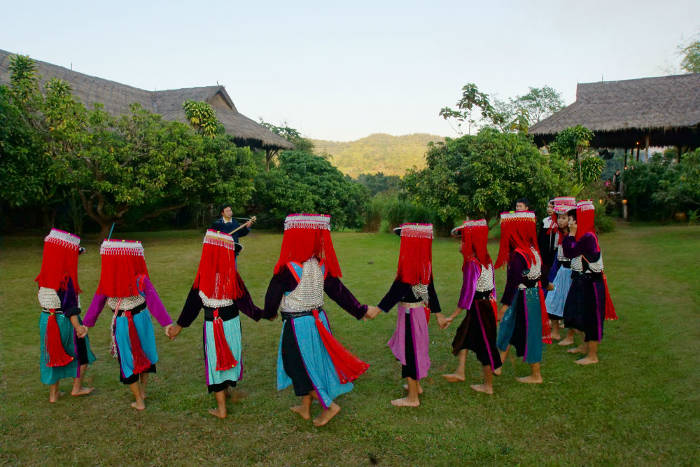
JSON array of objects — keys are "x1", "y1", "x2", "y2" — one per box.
[
  {"x1": 530, "y1": 74, "x2": 700, "y2": 148},
  {"x1": 0, "y1": 49, "x2": 293, "y2": 150}
]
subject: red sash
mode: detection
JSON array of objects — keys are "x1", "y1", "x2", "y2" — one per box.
[
  {"x1": 212, "y1": 308, "x2": 238, "y2": 371},
  {"x1": 125, "y1": 310, "x2": 152, "y2": 375},
  {"x1": 45, "y1": 309, "x2": 74, "y2": 367},
  {"x1": 312, "y1": 309, "x2": 369, "y2": 384}
]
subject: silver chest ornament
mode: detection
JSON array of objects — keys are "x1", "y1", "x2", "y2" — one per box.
[
  {"x1": 476, "y1": 264, "x2": 494, "y2": 292},
  {"x1": 281, "y1": 258, "x2": 325, "y2": 313}
]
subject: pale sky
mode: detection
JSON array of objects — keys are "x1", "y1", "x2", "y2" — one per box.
[{"x1": 1, "y1": 0, "x2": 698, "y2": 141}]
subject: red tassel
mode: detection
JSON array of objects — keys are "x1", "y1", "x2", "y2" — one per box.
[
  {"x1": 45, "y1": 310, "x2": 74, "y2": 367},
  {"x1": 489, "y1": 299, "x2": 498, "y2": 322},
  {"x1": 212, "y1": 309, "x2": 237, "y2": 371},
  {"x1": 312, "y1": 309, "x2": 369, "y2": 384},
  {"x1": 125, "y1": 311, "x2": 152, "y2": 375},
  {"x1": 602, "y1": 274, "x2": 617, "y2": 320},
  {"x1": 424, "y1": 306, "x2": 431, "y2": 324},
  {"x1": 538, "y1": 284, "x2": 552, "y2": 344}
]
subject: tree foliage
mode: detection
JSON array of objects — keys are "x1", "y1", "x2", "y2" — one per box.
[
  {"x1": 403, "y1": 128, "x2": 574, "y2": 226},
  {"x1": 183, "y1": 100, "x2": 220, "y2": 138},
  {"x1": 252, "y1": 150, "x2": 369, "y2": 229},
  {"x1": 679, "y1": 38, "x2": 700, "y2": 73}
]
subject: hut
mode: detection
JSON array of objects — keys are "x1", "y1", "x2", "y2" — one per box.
[
  {"x1": 530, "y1": 74, "x2": 700, "y2": 161},
  {"x1": 0, "y1": 49, "x2": 294, "y2": 153}
]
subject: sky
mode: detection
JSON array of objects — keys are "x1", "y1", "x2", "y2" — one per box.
[{"x1": 1, "y1": 0, "x2": 698, "y2": 141}]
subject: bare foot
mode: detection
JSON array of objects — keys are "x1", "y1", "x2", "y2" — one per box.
[
  {"x1": 313, "y1": 403, "x2": 341, "y2": 426},
  {"x1": 567, "y1": 345, "x2": 586, "y2": 354},
  {"x1": 516, "y1": 375, "x2": 543, "y2": 384},
  {"x1": 71, "y1": 387, "x2": 94, "y2": 397},
  {"x1": 558, "y1": 337, "x2": 574, "y2": 346},
  {"x1": 575, "y1": 356, "x2": 599, "y2": 365},
  {"x1": 49, "y1": 391, "x2": 65, "y2": 403},
  {"x1": 208, "y1": 408, "x2": 227, "y2": 419},
  {"x1": 493, "y1": 367, "x2": 502, "y2": 376},
  {"x1": 442, "y1": 373, "x2": 466, "y2": 383},
  {"x1": 390, "y1": 397, "x2": 420, "y2": 407},
  {"x1": 131, "y1": 400, "x2": 146, "y2": 411},
  {"x1": 290, "y1": 405, "x2": 311, "y2": 420},
  {"x1": 403, "y1": 383, "x2": 424, "y2": 394},
  {"x1": 470, "y1": 384, "x2": 493, "y2": 394}
]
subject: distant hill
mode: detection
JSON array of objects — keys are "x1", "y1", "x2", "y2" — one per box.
[{"x1": 311, "y1": 133, "x2": 444, "y2": 178}]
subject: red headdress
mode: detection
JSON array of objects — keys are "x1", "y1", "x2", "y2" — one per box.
[
  {"x1": 96, "y1": 239, "x2": 149, "y2": 297},
  {"x1": 575, "y1": 200, "x2": 596, "y2": 241},
  {"x1": 273, "y1": 214, "x2": 342, "y2": 278},
  {"x1": 551, "y1": 196, "x2": 577, "y2": 241},
  {"x1": 495, "y1": 211, "x2": 539, "y2": 269},
  {"x1": 35, "y1": 229, "x2": 82, "y2": 293},
  {"x1": 452, "y1": 219, "x2": 491, "y2": 269},
  {"x1": 192, "y1": 230, "x2": 243, "y2": 300},
  {"x1": 395, "y1": 223, "x2": 433, "y2": 285}
]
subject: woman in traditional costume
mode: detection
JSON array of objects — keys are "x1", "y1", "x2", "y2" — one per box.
[
  {"x1": 169, "y1": 230, "x2": 267, "y2": 418},
  {"x1": 83, "y1": 239, "x2": 173, "y2": 410},
  {"x1": 377, "y1": 223, "x2": 447, "y2": 407},
  {"x1": 494, "y1": 211, "x2": 552, "y2": 383},
  {"x1": 36, "y1": 229, "x2": 96, "y2": 402},
  {"x1": 562, "y1": 200, "x2": 617, "y2": 364},
  {"x1": 442, "y1": 220, "x2": 501, "y2": 394},
  {"x1": 263, "y1": 214, "x2": 379, "y2": 426}
]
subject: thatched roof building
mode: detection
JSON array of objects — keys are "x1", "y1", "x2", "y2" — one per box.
[
  {"x1": 0, "y1": 49, "x2": 293, "y2": 150},
  {"x1": 530, "y1": 74, "x2": 700, "y2": 150}
]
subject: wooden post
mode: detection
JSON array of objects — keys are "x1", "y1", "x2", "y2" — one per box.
[
  {"x1": 636, "y1": 146, "x2": 640, "y2": 161},
  {"x1": 644, "y1": 134, "x2": 650, "y2": 161},
  {"x1": 623, "y1": 148, "x2": 628, "y2": 168}
]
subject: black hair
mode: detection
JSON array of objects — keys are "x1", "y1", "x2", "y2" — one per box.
[
  {"x1": 219, "y1": 204, "x2": 232, "y2": 215},
  {"x1": 515, "y1": 198, "x2": 530, "y2": 208},
  {"x1": 566, "y1": 208, "x2": 577, "y2": 220}
]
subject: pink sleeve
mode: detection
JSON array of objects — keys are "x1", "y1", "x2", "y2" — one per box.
[
  {"x1": 142, "y1": 276, "x2": 173, "y2": 327},
  {"x1": 83, "y1": 293, "x2": 107, "y2": 327}
]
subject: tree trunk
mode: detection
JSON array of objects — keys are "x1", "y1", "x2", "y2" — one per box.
[{"x1": 98, "y1": 222, "x2": 111, "y2": 240}]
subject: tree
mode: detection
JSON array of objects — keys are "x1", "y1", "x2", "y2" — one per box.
[
  {"x1": 356, "y1": 172, "x2": 402, "y2": 196},
  {"x1": 258, "y1": 119, "x2": 311, "y2": 170},
  {"x1": 251, "y1": 150, "x2": 369, "y2": 229},
  {"x1": 183, "y1": 100, "x2": 221, "y2": 138},
  {"x1": 442, "y1": 83, "x2": 563, "y2": 135},
  {"x1": 403, "y1": 128, "x2": 574, "y2": 227},
  {"x1": 549, "y1": 125, "x2": 599, "y2": 184},
  {"x1": 516, "y1": 86, "x2": 564, "y2": 124},
  {"x1": 679, "y1": 38, "x2": 700, "y2": 73},
  {"x1": 439, "y1": 83, "x2": 503, "y2": 135}
]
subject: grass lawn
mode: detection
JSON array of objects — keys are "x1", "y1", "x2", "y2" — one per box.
[{"x1": 1, "y1": 223, "x2": 698, "y2": 465}]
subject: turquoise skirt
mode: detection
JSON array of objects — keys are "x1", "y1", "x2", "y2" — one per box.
[{"x1": 39, "y1": 312, "x2": 96, "y2": 385}]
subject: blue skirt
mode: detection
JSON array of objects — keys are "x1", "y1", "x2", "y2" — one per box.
[
  {"x1": 276, "y1": 311, "x2": 353, "y2": 409},
  {"x1": 545, "y1": 267, "x2": 573, "y2": 318},
  {"x1": 497, "y1": 288, "x2": 544, "y2": 364},
  {"x1": 39, "y1": 312, "x2": 96, "y2": 385},
  {"x1": 203, "y1": 315, "x2": 242, "y2": 392},
  {"x1": 114, "y1": 309, "x2": 158, "y2": 380}
]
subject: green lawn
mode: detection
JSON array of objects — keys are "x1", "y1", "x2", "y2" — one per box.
[{"x1": 1, "y1": 224, "x2": 698, "y2": 465}]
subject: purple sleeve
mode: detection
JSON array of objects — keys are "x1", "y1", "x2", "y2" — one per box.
[
  {"x1": 500, "y1": 253, "x2": 525, "y2": 306},
  {"x1": 83, "y1": 293, "x2": 107, "y2": 327},
  {"x1": 457, "y1": 261, "x2": 480, "y2": 310},
  {"x1": 324, "y1": 276, "x2": 368, "y2": 320},
  {"x1": 235, "y1": 275, "x2": 263, "y2": 321},
  {"x1": 562, "y1": 233, "x2": 599, "y2": 259},
  {"x1": 141, "y1": 276, "x2": 173, "y2": 327}
]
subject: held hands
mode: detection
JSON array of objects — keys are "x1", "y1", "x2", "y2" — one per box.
[
  {"x1": 166, "y1": 324, "x2": 182, "y2": 340},
  {"x1": 76, "y1": 325, "x2": 88, "y2": 338},
  {"x1": 363, "y1": 305, "x2": 382, "y2": 321},
  {"x1": 547, "y1": 283, "x2": 555, "y2": 291},
  {"x1": 436, "y1": 313, "x2": 451, "y2": 330}
]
